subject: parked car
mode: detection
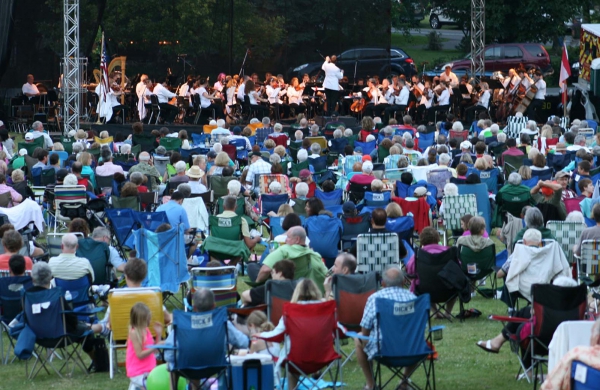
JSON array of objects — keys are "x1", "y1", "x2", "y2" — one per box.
[
  {"x1": 288, "y1": 47, "x2": 417, "y2": 82},
  {"x1": 447, "y1": 43, "x2": 552, "y2": 74},
  {"x1": 429, "y1": 7, "x2": 464, "y2": 30}
]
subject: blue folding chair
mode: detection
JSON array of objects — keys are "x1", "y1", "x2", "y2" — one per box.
[
  {"x1": 363, "y1": 191, "x2": 391, "y2": 207},
  {"x1": 395, "y1": 182, "x2": 411, "y2": 198},
  {"x1": 133, "y1": 211, "x2": 169, "y2": 231},
  {"x1": 304, "y1": 214, "x2": 343, "y2": 267},
  {"x1": 355, "y1": 140, "x2": 376, "y2": 156},
  {"x1": 155, "y1": 308, "x2": 230, "y2": 390},
  {"x1": 114, "y1": 160, "x2": 136, "y2": 172},
  {"x1": 348, "y1": 295, "x2": 443, "y2": 390},
  {"x1": 179, "y1": 147, "x2": 204, "y2": 163},
  {"x1": 572, "y1": 361, "x2": 600, "y2": 389},
  {"x1": 23, "y1": 287, "x2": 92, "y2": 378},
  {"x1": 385, "y1": 216, "x2": 415, "y2": 247},
  {"x1": 340, "y1": 213, "x2": 371, "y2": 250},
  {"x1": 587, "y1": 120, "x2": 598, "y2": 132},
  {"x1": 330, "y1": 138, "x2": 348, "y2": 154},
  {"x1": 531, "y1": 168, "x2": 553, "y2": 182},
  {"x1": 31, "y1": 167, "x2": 43, "y2": 186},
  {"x1": 49, "y1": 151, "x2": 69, "y2": 167},
  {"x1": 315, "y1": 188, "x2": 343, "y2": 207},
  {"x1": 191, "y1": 133, "x2": 207, "y2": 146},
  {"x1": 522, "y1": 177, "x2": 539, "y2": 188},
  {"x1": 308, "y1": 156, "x2": 328, "y2": 173},
  {"x1": 105, "y1": 208, "x2": 137, "y2": 258},
  {"x1": 0, "y1": 275, "x2": 32, "y2": 364},
  {"x1": 260, "y1": 193, "x2": 289, "y2": 216},
  {"x1": 466, "y1": 168, "x2": 500, "y2": 194},
  {"x1": 417, "y1": 131, "x2": 436, "y2": 152},
  {"x1": 268, "y1": 215, "x2": 306, "y2": 239}
]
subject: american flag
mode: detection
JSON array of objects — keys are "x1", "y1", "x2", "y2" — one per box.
[{"x1": 100, "y1": 31, "x2": 109, "y2": 101}]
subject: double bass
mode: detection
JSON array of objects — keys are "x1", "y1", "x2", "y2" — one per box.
[{"x1": 350, "y1": 88, "x2": 372, "y2": 113}]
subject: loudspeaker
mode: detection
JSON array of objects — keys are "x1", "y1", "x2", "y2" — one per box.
[{"x1": 314, "y1": 115, "x2": 358, "y2": 128}]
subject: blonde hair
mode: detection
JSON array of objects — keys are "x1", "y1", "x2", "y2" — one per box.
[
  {"x1": 474, "y1": 157, "x2": 487, "y2": 171},
  {"x1": 386, "y1": 202, "x2": 403, "y2": 218},
  {"x1": 247, "y1": 311, "x2": 275, "y2": 332},
  {"x1": 79, "y1": 151, "x2": 92, "y2": 166},
  {"x1": 53, "y1": 142, "x2": 65, "y2": 151},
  {"x1": 277, "y1": 204, "x2": 293, "y2": 216},
  {"x1": 214, "y1": 152, "x2": 229, "y2": 167},
  {"x1": 518, "y1": 165, "x2": 531, "y2": 180},
  {"x1": 291, "y1": 279, "x2": 322, "y2": 303},
  {"x1": 129, "y1": 302, "x2": 152, "y2": 347}
]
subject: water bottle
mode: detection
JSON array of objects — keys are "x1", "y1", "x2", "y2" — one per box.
[{"x1": 65, "y1": 290, "x2": 72, "y2": 301}]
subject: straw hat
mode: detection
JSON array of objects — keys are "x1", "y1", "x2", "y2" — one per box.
[{"x1": 187, "y1": 165, "x2": 205, "y2": 179}]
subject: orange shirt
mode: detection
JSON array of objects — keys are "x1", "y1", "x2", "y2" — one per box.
[{"x1": 0, "y1": 254, "x2": 33, "y2": 271}]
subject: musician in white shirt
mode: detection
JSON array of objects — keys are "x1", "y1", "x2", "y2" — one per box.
[
  {"x1": 287, "y1": 77, "x2": 306, "y2": 115},
  {"x1": 213, "y1": 73, "x2": 226, "y2": 93},
  {"x1": 517, "y1": 68, "x2": 533, "y2": 89},
  {"x1": 439, "y1": 64, "x2": 459, "y2": 88},
  {"x1": 152, "y1": 77, "x2": 178, "y2": 124},
  {"x1": 526, "y1": 70, "x2": 546, "y2": 122},
  {"x1": 245, "y1": 79, "x2": 269, "y2": 118},
  {"x1": 237, "y1": 75, "x2": 250, "y2": 101},
  {"x1": 416, "y1": 81, "x2": 434, "y2": 123},
  {"x1": 502, "y1": 69, "x2": 521, "y2": 94},
  {"x1": 22, "y1": 74, "x2": 40, "y2": 103},
  {"x1": 197, "y1": 77, "x2": 224, "y2": 119},
  {"x1": 266, "y1": 77, "x2": 288, "y2": 119},
  {"x1": 384, "y1": 78, "x2": 410, "y2": 125},
  {"x1": 136, "y1": 76, "x2": 152, "y2": 121},
  {"x1": 95, "y1": 72, "x2": 129, "y2": 123},
  {"x1": 135, "y1": 74, "x2": 148, "y2": 99},
  {"x1": 464, "y1": 82, "x2": 491, "y2": 124},
  {"x1": 428, "y1": 81, "x2": 451, "y2": 123},
  {"x1": 322, "y1": 55, "x2": 343, "y2": 115},
  {"x1": 363, "y1": 78, "x2": 383, "y2": 118}
]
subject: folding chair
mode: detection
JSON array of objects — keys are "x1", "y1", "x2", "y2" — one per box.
[
  {"x1": 361, "y1": 191, "x2": 391, "y2": 213},
  {"x1": 259, "y1": 193, "x2": 289, "y2": 216},
  {"x1": 111, "y1": 195, "x2": 140, "y2": 211},
  {"x1": 546, "y1": 221, "x2": 586, "y2": 265},
  {"x1": 340, "y1": 213, "x2": 371, "y2": 250},
  {"x1": 260, "y1": 301, "x2": 341, "y2": 390},
  {"x1": 578, "y1": 240, "x2": 600, "y2": 283},
  {"x1": 23, "y1": 287, "x2": 92, "y2": 379},
  {"x1": 105, "y1": 208, "x2": 137, "y2": 259},
  {"x1": 291, "y1": 198, "x2": 307, "y2": 216},
  {"x1": 268, "y1": 215, "x2": 306, "y2": 239},
  {"x1": 467, "y1": 167, "x2": 500, "y2": 194},
  {"x1": 156, "y1": 308, "x2": 231, "y2": 390},
  {"x1": 139, "y1": 191, "x2": 159, "y2": 212},
  {"x1": 153, "y1": 155, "x2": 170, "y2": 178},
  {"x1": 503, "y1": 154, "x2": 526, "y2": 179},
  {"x1": 449, "y1": 129, "x2": 469, "y2": 142},
  {"x1": 350, "y1": 295, "x2": 442, "y2": 390},
  {"x1": 348, "y1": 182, "x2": 370, "y2": 204},
  {"x1": 414, "y1": 246, "x2": 465, "y2": 321},
  {"x1": 190, "y1": 266, "x2": 237, "y2": 308},
  {"x1": 107, "y1": 287, "x2": 164, "y2": 378},
  {"x1": 304, "y1": 214, "x2": 343, "y2": 267},
  {"x1": 41, "y1": 168, "x2": 56, "y2": 186},
  {"x1": 315, "y1": 188, "x2": 343, "y2": 207},
  {"x1": 458, "y1": 243, "x2": 497, "y2": 298},
  {"x1": 457, "y1": 183, "x2": 493, "y2": 235},
  {"x1": 0, "y1": 274, "x2": 32, "y2": 364},
  {"x1": 489, "y1": 283, "x2": 587, "y2": 388},
  {"x1": 265, "y1": 279, "x2": 298, "y2": 326},
  {"x1": 356, "y1": 233, "x2": 400, "y2": 274},
  {"x1": 76, "y1": 237, "x2": 113, "y2": 286},
  {"x1": 530, "y1": 168, "x2": 553, "y2": 181},
  {"x1": 95, "y1": 174, "x2": 114, "y2": 193},
  {"x1": 53, "y1": 275, "x2": 101, "y2": 324},
  {"x1": 355, "y1": 140, "x2": 376, "y2": 156},
  {"x1": 572, "y1": 361, "x2": 600, "y2": 389},
  {"x1": 255, "y1": 174, "x2": 290, "y2": 195},
  {"x1": 209, "y1": 176, "x2": 236, "y2": 199},
  {"x1": 417, "y1": 131, "x2": 436, "y2": 151},
  {"x1": 203, "y1": 215, "x2": 250, "y2": 275},
  {"x1": 53, "y1": 185, "x2": 87, "y2": 233},
  {"x1": 441, "y1": 194, "x2": 478, "y2": 241},
  {"x1": 427, "y1": 169, "x2": 453, "y2": 197},
  {"x1": 332, "y1": 272, "x2": 378, "y2": 367},
  {"x1": 385, "y1": 216, "x2": 415, "y2": 248}
]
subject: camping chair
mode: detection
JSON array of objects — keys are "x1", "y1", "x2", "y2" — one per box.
[
  {"x1": 18, "y1": 137, "x2": 45, "y2": 156},
  {"x1": 315, "y1": 188, "x2": 343, "y2": 207},
  {"x1": 41, "y1": 168, "x2": 56, "y2": 186},
  {"x1": 441, "y1": 194, "x2": 478, "y2": 241},
  {"x1": 60, "y1": 138, "x2": 74, "y2": 154},
  {"x1": 385, "y1": 216, "x2": 415, "y2": 249},
  {"x1": 152, "y1": 155, "x2": 170, "y2": 178},
  {"x1": 503, "y1": 154, "x2": 526, "y2": 179},
  {"x1": 414, "y1": 246, "x2": 465, "y2": 321},
  {"x1": 107, "y1": 287, "x2": 164, "y2": 378},
  {"x1": 160, "y1": 137, "x2": 182, "y2": 152},
  {"x1": 356, "y1": 233, "x2": 400, "y2": 274},
  {"x1": 139, "y1": 191, "x2": 160, "y2": 212},
  {"x1": 111, "y1": 195, "x2": 140, "y2": 211},
  {"x1": 53, "y1": 185, "x2": 87, "y2": 233},
  {"x1": 0, "y1": 274, "x2": 32, "y2": 364},
  {"x1": 22, "y1": 287, "x2": 92, "y2": 379},
  {"x1": 332, "y1": 272, "x2": 378, "y2": 367},
  {"x1": 458, "y1": 243, "x2": 497, "y2": 298},
  {"x1": 76, "y1": 237, "x2": 113, "y2": 286},
  {"x1": 260, "y1": 301, "x2": 341, "y2": 390},
  {"x1": 348, "y1": 295, "x2": 443, "y2": 390},
  {"x1": 340, "y1": 213, "x2": 371, "y2": 250},
  {"x1": 489, "y1": 283, "x2": 587, "y2": 388},
  {"x1": 304, "y1": 214, "x2": 343, "y2": 267},
  {"x1": 290, "y1": 160, "x2": 309, "y2": 178},
  {"x1": 577, "y1": 240, "x2": 600, "y2": 283},
  {"x1": 268, "y1": 215, "x2": 306, "y2": 239},
  {"x1": 427, "y1": 169, "x2": 453, "y2": 197},
  {"x1": 468, "y1": 168, "x2": 500, "y2": 194},
  {"x1": 291, "y1": 198, "x2": 307, "y2": 216},
  {"x1": 95, "y1": 174, "x2": 114, "y2": 193},
  {"x1": 256, "y1": 174, "x2": 291, "y2": 195},
  {"x1": 418, "y1": 131, "x2": 436, "y2": 151},
  {"x1": 305, "y1": 136, "x2": 328, "y2": 152},
  {"x1": 53, "y1": 275, "x2": 101, "y2": 324},
  {"x1": 342, "y1": 155, "x2": 363, "y2": 175},
  {"x1": 203, "y1": 215, "x2": 250, "y2": 275},
  {"x1": 105, "y1": 208, "x2": 137, "y2": 259},
  {"x1": 362, "y1": 191, "x2": 391, "y2": 212},
  {"x1": 209, "y1": 176, "x2": 236, "y2": 199},
  {"x1": 348, "y1": 182, "x2": 370, "y2": 204},
  {"x1": 355, "y1": 140, "x2": 376, "y2": 156},
  {"x1": 572, "y1": 361, "x2": 600, "y2": 389},
  {"x1": 265, "y1": 279, "x2": 298, "y2": 326},
  {"x1": 449, "y1": 129, "x2": 469, "y2": 142},
  {"x1": 190, "y1": 266, "x2": 237, "y2": 309},
  {"x1": 530, "y1": 168, "x2": 553, "y2": 182},
  {"x1": 259, "y1": 193, "x2": 289, "y2": 216},
  {"x1": 152, "y1": 308, "x2": 231, "y2": 390},
  {"x1": 457, "y1": 183, "x2": 492, "y2": 235},
  {"x1": 132, "y1": 133, "x2": 156, "y2": 152},
  {"x1": 546, "y1": 221, "x2": 586, "y2": 265}
]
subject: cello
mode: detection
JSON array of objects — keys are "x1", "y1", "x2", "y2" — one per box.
[{"x1": 351, "y1": 88, "x2": 372, "y2": 113}]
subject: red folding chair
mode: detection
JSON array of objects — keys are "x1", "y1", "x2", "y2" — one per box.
[
  {"x1": 222, "y1": 144, "x2": 237, "y2": 162},
  {"x1": 265, "y1": 279, "x2": 298, "y2": 326},
  {"x1": 268, "y1": 134, "x2": 289, "y2": 148}
]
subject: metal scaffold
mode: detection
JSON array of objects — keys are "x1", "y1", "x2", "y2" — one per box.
[
  {"x1": 470, "y1": 0, "x2": 485, "y2": 83},
  {"x1": 63, "y1": 0, "x2": 81, "y2": 135}
]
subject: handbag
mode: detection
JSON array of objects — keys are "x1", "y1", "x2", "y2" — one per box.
[{"x1": 14, "y1": 323, "x2": 36, "y2": 360}]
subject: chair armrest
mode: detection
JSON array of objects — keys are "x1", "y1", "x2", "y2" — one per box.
[
  {"x1": 146, "y1": 343, "x2": 176, "y2": 350},
  {"x1": 429, "y1": 325, "x2": 445, "y2": 333},
  {"x1": 257, "y1": 333, "x2": 285, "y2": 343},
  {"x1": 344, "y1": 330, "x2": 375, "y2": 342},
  {"x1": 488, "y1": 315, "x2": 529, "y2": 323},
  {"x1": 62, "y1": 307, "x2": 105, "y2": 315}
]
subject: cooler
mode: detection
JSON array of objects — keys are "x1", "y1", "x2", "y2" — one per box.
[{"x1": 230, "y1": 354, "x2": 274, "y2": 390}]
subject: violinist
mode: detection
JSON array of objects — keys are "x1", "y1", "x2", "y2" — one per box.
[
  {"x1": 237, "y1": 75, "x2": 250, "y2": 102},
  {"x1": 96, "y1": 71, "x2": 129, "y2": 123},
  {"x1": 213, "y1": 73, "x2": 226, "y2": 93},
  {"x1": 458, "y1": 75, "x2": 474, "y2": 119},
  {"x1": 416, "y1": 81, "x2": 434, "y2": 123},
  {"x1": 287, "y1": 77, "x2": 306, "y2": 115},
  {"x1": 245, "y1": 79, "x2": 269, "y2": 118},
  {"x1": 363, "y1": 78, "x2": 383, "y2": 118},
  {"x1": 428, "y1": 80, "x2": 451, "y2": 123},
  {"x1": 137, "y1": 78, "x2": 153, "y2": 121},
  {"x1": 179, "y1": 75, "x2": 194, "y2": 98},
  {"x1": 135, "y1": 74, "x2": 148, "y2": 101},
  {"x1": 225, "y1": 78, "x2": 238, "y2": 117},
  {"x1": 385, "y1": 78, "x2": 409, "y2": 125},
  {"x1": 198, "y1": 77, "x2": 224, "y2": 119},
  {"x1": 464, "y1": 82, "x2": 491, "y2": 124},
  {"x1": 266, "y1": 77, "x2": 288, "y2": 120},
  {"x1": 322, "y1": 55, "x2": 343, "y2": 116},
  {"x1": 152, "y1": 77, "x2": 178, "y2": 124}
]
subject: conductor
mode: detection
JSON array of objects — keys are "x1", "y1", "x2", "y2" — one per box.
[{"x1": 322, "y1": 56, "x2": 343, "y2": 116}]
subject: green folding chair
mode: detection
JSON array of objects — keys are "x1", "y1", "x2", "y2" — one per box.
[
  {"x1": 160, "y1": 137, "x2": 182, "y2": 151},
  {"x1": 209, "y1": 215, "x2": 243, "y2": 241},
  {"x1": 458, "y1": 244, "x2": 497, "y2": 298}
]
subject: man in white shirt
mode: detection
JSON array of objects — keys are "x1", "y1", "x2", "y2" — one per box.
[
  {"x1": 29, "y1": 121, "x2": 54, "y2": 149},
  {"x1": 322, "y1": 56, "x2": 343, "y2": 115},
  {"x1": 384, "y1": 78, "x2": 410, "y2": 125},
  {"x1": 439, "y1": 64, "x2": 459, "y2": 88},
  {"x1": 526, "y1": 70, "x2": 546, "y2": 123},
  {"x1": 245, "y1": 151, "x2": 272, "y2": 192},
  {"x1": 266, "y1": 77, "x2": 288, "y2": 119},
  {"x1": 48, "y1": 234, "x2": 95, "y2": 282},
  {"x1": 464, "y1": 82, "x2": 491, "y2": 124},
  {"x1": 22, "y1": 74, "x2": 40, "y2": 103},
  {"x1": 153, "y1": 77, "x2": 178, "y2": 124},
  {"x1": 211, "y1": 119, "x2": 231, "y2": 144},
  {"x1": 428, "y1": 81, "x2": 451, "y2": 123},
  {"x1": 229, "y1": 126, "x2": 252, "y2": 151}
]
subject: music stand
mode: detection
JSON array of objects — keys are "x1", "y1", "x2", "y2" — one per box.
[{"x1": 484, "y1": 79, "x2": 505, "y2": 91}]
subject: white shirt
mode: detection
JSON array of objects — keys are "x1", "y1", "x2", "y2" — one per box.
[
  {"x1": 396, "y1": 86, "x2": 410, "y2": 106},
  {"x1": 248, "y1": 90, "x2": 260, "y2": 105},
  {"x1": 478, "y1": 90, "x2": 490, "y2": 108},
  {"x1": 420, "y1": 89, "x2": 434, "y2": 108},
  {"x1": 94, "y1": 84, "x2": 120, "y2": 108},
  {"x1": 227, "y1": 87, "x2": 237, "y2": 106},
  {"x1": 29, "y1": 131, "x2": 54, "y2": 149},
  {"x1": 178, "y1": 83, "x2": 190, "y2": 97},
  {"x1": 438, "y1": 89, "x2": 450, "y2": 106},
  {"x1": 188, "y1": 181, "x2": 208, "y2": 194},
  {"x1": 534, "y1": 79, "x2": 546, "y2": 100},
  {"x1": 363, "y1": 87, "x2": 381, "y2": 105},
  {"x1": 439, "y1": 72, "x2": 458, "y2": 88},
  {"x1": 22, "y1": 82, "x2": 39, "y2": 96},
  {"x1": 96, "y1": 161, "x2": 125, "y2": 176},
  {"x1": 237, "y1": 83, "x2": 246, "y2": 100},
  {"x1": 322, "y1": 61, "x2": 343, "y2": 90},
  {"x1": 199, "y1": 86, "x2": 211, "y2": 108},
  {"x1": 135, "y1": 81, "x2": 146, "y2": 99},
  {"x1": 153, "y1": 83, "x2": 176, "y2": 103},
  {"x1": 266, "y1": 86, "x2": 283, "y2": 104},
  {"x1": 287, "y1": 86, "x2": 303, "y2": 105},
  {"x1": 214, "y1": 81, "x2": 224, "y2": 92}
]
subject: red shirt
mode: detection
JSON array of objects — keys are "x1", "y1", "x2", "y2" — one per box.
[{"x1": 0, "y1": 254, "x2": 33, "y2": 271}]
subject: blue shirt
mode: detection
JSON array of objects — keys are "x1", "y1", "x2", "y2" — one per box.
[{"x1": 156, "y1": 201, "x2": 190, "y2": 230}]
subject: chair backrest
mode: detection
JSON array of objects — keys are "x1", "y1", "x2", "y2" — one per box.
[
  {"x1": 385, "y1": 216, "x2": 415, "y2": 246},
  {"x1": 356, "y1": 233, "x2": 400, "y2": 273},
  {"x1": 571, "y1": 361, "x2": 600, "y2": 388},
  {"x1": 76, "y1": 237, "x2": 112, "y2": 285},
  {"x1": 54, "y1": 185, "x2": 87, "y2": 217},
  {"x1": 342, "y1": 155, "x2": 363, "y2": 175},
  {"x1": 170, "y1": 308, "x2": 229, "y2": 372},
  {"x1": 579, "y1": 240, "x2": 600, "y2": 277},
  {"x1": 291, "y1": 198, "x2": 307, "y2": 216},
  {"x1": 222, "y1": 144, "x2": 237, "y2": 161},
  {"x1": 332, "y1": 272, "x2": 378, "y2": 330},
  {"x1": 190, "y1": 267, "x2": 237, "y2": 308},
  {"x1": 305, "y1": 136, "x2": 327, "y2": 151},
  {"x1": 54, "y1": 275, "x2": 93, "y2": 315},
  {"x1": 341, "y1": 213, "x2": 372, "y2": 241},
  {"x1": 330, "y1": 137, "x2": 349, "y2": 154},
  {"x1": 260, "y1": 193, "x2": 289, "y2": 216},
  {"x1": 503, "y1": 154, "x2": 526, "y2": 176},
  {"x1": 108, "y1": 287, "x2": 164, "y2": 340},
  {"x1": 209, "y1": 176, "x2": 236, "y2": 199},
  {"x1": 355, "y1": 140, "x2": 376, "y2": 156},
  {"x1": 449, "y1": 130, "x2": 469, "y2": 142},
  {"x1": 132, "y1": 134, "x2": 157, "y2": 152},
  {"x1": 209, "y1": 215, "x2": 242, "y2": 241},
  {"x1": 160, "y1": 137, "x2": 182, "y2": 151},
  {"x1": 266, "y1": 279, "x2": 298, "y2": 326},
  {"x1": 415, "y1": 246, "x2": 461, "y2": 303},
  {"x1": 105, "y1": 208, "x2": 136, "y2": 247},
  {"x1": 417, "y1": 131, "x2": 436, "y2": 151},
  {"x1": 216, "y1": 196, "x2": 245, "y2": 215},
  {"x1": 111, "y1": 195, "x2": 140, "y2": 211},
  {"x1": 442, "y1": 194, "x2": 478, "y2": 231},
  {"x1": 304, "y1": 215, "x2": 343, "y2": 259},
  {"x1": 255, "y1": 174, "x2": 290, "y2": 195},
  {"x1": 96, "y1": 174, "x2": 114, "y2": 192},
  {"x1": 457, "y1": 183, "x2": 492, "y2": 234},
  {"x1": 49, "y1": 151, "x2": 69, "y2": 167},
  {"x1": 0, "y1": 275, "x2": 32, "y2": 323},
  {"x1": 376, "y1": 295, "x2": 431, "y2": 359},
  {"x1": 132, "y1": 211, "x2": 169, "y2": 231},
  {"x1": 426, "y1": 169, "x2": 453, "y2": 197},
  {"x1": 546, "y1": 221, "x2": 587, "y2": 263},
  {"x1": 363, "y1": 191, "x2": 391, "y2": 207},
  {"x1": 41, "y1": 168, "x2": 56, "y2": 186},
  {"x1": 23, "y1": 287, "x2": 66, "y2": 339},
  {"x1": 531, "y1": 168, "x2": 553, "y2": 181},
  {"x1": 282, "y1": 300, "x2": 340, "y2": 372},
  {"x1": 458, "y1": 244, "x2": 496, "y2": 279},
  {"x1": 152, "y1": 155, "x2": 170, "y2": 178},
  {"x1": 348, "y1": 182, "x2": 370, "y2": 203},
  {"x1": 290, "y1": 160, "x2": 309, "y2": 178},
  {"x1": 308, "y1": 156, "x2": 328, "y2": 173},
  {"x1": 315, "y1": 188, "x2": 343, "y2": 207},
  {"x1": 467, "y1": 168, "x2": 500, "y2": 194}
]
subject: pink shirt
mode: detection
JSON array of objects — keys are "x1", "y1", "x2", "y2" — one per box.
[
  {"x1": 0, "y1": 183, "x2": 22, "y2": 205},
  {"x1": 126, "y1": 328, "x2": 156, "y2": 378}
]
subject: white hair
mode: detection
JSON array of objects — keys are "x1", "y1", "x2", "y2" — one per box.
[
  {"x1": 295, "y1": 182, "x2": 309, "y2": 197},
  {"x1": 209, "y1": 119, "x2": 217, "y2": 125},
  {"x1": 274, "y1": 123, "x2": 283, "y2": 132},
  {"x1": 216, "y1": 119, "x2": 226, "y2": 128},
  {"x1": 565, "y1": 211, "x2": 586, "y2": 224},
  {"x1": 523, "y1": 228, "x2": 542, "y2": 245},
  {"x1": 383, "y1": 126, "x2": 394, "y2": 135},
  {"x1": 213, "y1": 143, "x2": 222, "y2": 153},
  {"x1": 362, "y1": 161, "x2": 373, "y2": 173},
  {"x1": 515, "y1": 112, "x2": 523, "y2": 118},
  {"x1": 175, "y1": 160, "x2": 187, "y2": 173},
  {"x1": 443, "y1": 183, "x2": 459, "y2": 196},
  {"x1": 269, "y1": 154, "x2": 281, "y2": 165},
  {"x1": 452, "y1": 122, "x2": 464, "y2": 131},
  {"x1": 403, "y1": 132, "x2": 413, "y2": 140},
  {"x1": 553, "y1": 276, "x2": 578, "y2": 287},
  {"x1": 120, "y1": 144, "x2": 131, "y2": 154},
  {"x1": 310, "y1": 124, "x2": 319, "y2": 133},
  {"x1": 527, "y1": 120, "x2": 537, "y2": 131},
  {"x1": 490, "y1": 124, "x2": 499, "y2": 134},
  {"x1": 497, "y1": 133, "x2": 507, "y2": 142},
  {"x1": 63, "y1": 174, "x2": 78, "y2": 186},
  {"x1": 250, "y1": 118, "x2": 260, "y2": 124},
  {"x1": 333, "y1": 129, "x2": 343, "y2": 138},
  {"x1": 300, "y1": 118, "x2": 308, "y2": 127},
  {"x1": 295, "y1": 130, "x2": 303, "y2": 140},
  {"x1": 439, "y1": 153, "x2": 451, "y2": 165},
  {"x1": 269, "y1": 181, "x2": 282, "y2": 193},
  {"x1": 227, "y1": 180, "x2": 241, "y2": 196},
  {"x1": 220, "y1": 137, "x2": 230, "y2": 145},
  {"x1": 297, "y1": 149, "x2": 308, "y2": 162},
  {"x1": 507, "y1": 172, "x2": 522, "y2": 186},
  {"x1": 310, "y1": 143, "x2": 321, "y2": 155},
  {"x1": 373, "y1": 117, "x2": 382, "y2": 124},
  {"x1": 262, "y1": 117, "x2": 271, "y2": 125},
  {"x1": 366, "y1": 134, "x2": 375, "y2": 142},
  {"x1": 344, "y1": 129, "x2": 353, "y2": 137}
]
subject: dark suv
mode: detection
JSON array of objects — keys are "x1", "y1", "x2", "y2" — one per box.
[
  {"x1": 288, "y1": 47, "x2": 417, "y2": 82},
  {"x1": 449, "y1": 43, "x2": 552, "y2": 74}
]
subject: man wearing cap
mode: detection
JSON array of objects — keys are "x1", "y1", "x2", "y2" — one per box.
[
  {"x1": 530, "y1": 180, "x2": 566, "y2": 220},
  {"x1": 342, "y1": 201, "x2": 358, "y2": 217},
  {"x1": 128, "y1": 152, "x2": 161, "y2": 190},
  {"x1": 28, "y1": 121, "x2": 54, "y2": 149},
  {"x1": 96, "y1": 149, "x2": 124, "y2": 176},
  {"x1": 186, "y1": 166, "x2": 207, "y2": 194},
  {"x1": 244, "y1": 151, "x2": 272, "y2": 192},
  {"x1": 290, "y1": 169, "x2": 317, "y2": 198},
  {"x1": 439, "y1": 64, "x2": 458, "y2": 88},
  {"x1": 156, "y1": 191, "x2": 190, "y2": 232},
  {"x1": 555, "y1": 170, "x2": 577, "y2": 200}
]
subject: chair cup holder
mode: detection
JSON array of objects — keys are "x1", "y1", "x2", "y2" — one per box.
[{"x1": 432, "y1": 328, "x2": 443, "y2": 341}]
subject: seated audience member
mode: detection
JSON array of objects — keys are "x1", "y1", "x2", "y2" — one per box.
[
  {"x1": 129, "y1": 172, "x2": 149, "y2": 193},
  {"x1": 185, "y1": 166, "x2": 207, "y2": 194},
  {"x1": 354, "y1": 266, "x2": 415, "y2": 390},
  {"x1": 574, "y1": 203, "x2": 600, "y2": 256},
  {"x1": 241, "y1": 259, "x2": 295, "y2": 306},
  {"x1": 68, "y1": 217, "x2": 90, "y2": 237},
  {"x1": 0, "y1": 230, "x2": 34, "y2": 270},
  {"x1": 216, "y1": 196, "x2": 261, "y2": 250},
  {"x1": 347, "y1": 161, "x2": 376, "y2": 190},
  {"x1": 578, "y1": 178, "x2": 594, "y2": 198},
  {"x1": 48, "y1": 233, "x2": 95, "y2": 281},
  {"x1": 91, "y1": 227, "x2": 126, "y2": 273},
  {"x1": 512, "y1": 207, "x2": 555, "y2": 248},
  {"x1": 156, "y1": 191, "x2": 191, "y2": 232},
  {"x1": 290, "y1": 169, "x2": 317, "y2": 198},
  {"x1": 530, "y1": 179, "x2": 566, "y2": 220},
  {"x1": 96, "y1": 149, "x2": 124, "y2": 176},
  {"x1": 497, "y1": 228, "x2": 542, "y2": 279},
  {"x1": 455, "y1": 216, "x2": 493, "y2": 250},
  {"x1": 244, "y1": 311, "x2": 280, "y2": 358},
  {"x1": 450, "y1": 163, "x2": 468, "y2": 185},
  {"x1": 225, "y1": 180, "x2": 259, "y2": 222},
  {"x1": 120, "y1": 182, "x2": 139, "y2": 198},
  {"x1": 0, "y1": 173, "x2": 23, "y2": 206},
  {"x1": 460, "y1": 214, "x2": 489, "y2": 238},
  {"x1": 11, "y1": 169, "x2": 34, "y2": 202},
  {"x1": 323, "y1": 253, "x2": 357, "y2": 299}
]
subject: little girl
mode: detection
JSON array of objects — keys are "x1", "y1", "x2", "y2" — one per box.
[
  {"x1": 246, "y1": 311, "x2": 280, "y2": 358},
  {"x1": 461, "y1": 214, "x2": 489, "y2": 238},
  {"x1": 126, "y1": 303, "x2": 163, "y2": 390}
]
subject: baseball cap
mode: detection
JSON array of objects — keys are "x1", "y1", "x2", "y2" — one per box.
[
  {"x1": 354, "y1": 147, "x2": 363, "y2": 154},
  {"x1": 18, "y1": 148, "x2": 27, "y2": 156},
  {"x1": 24, "y1": 133, "x2": 34, "y2": 141},
  {"x1": 460, "y1": 141, "x2": 471, "y2": 150},
  {"x1": 250, "y1": 151, "x2": 262, "y2": 158},
  {"x1": 414, "y1": 187, "x2": 429, "y2": 197},
  {"x1": 232, "y1": 126, "x2": 242, "y2": 135},
  {"x1": 554, "y1": 171, "x2": 570, "y2": 179},
  {"x1": 342, "y1": 201, "x2": 356, "y2": 214},
  {"x1": 56, "y1": 168, "x2": 68, "y2": 181},
  {"x1": 362, "y1": 155, "x2": 372, "y2": 162},
  {"x1": 299, "y1": 169, "x2": 311, "y2": 180}
]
